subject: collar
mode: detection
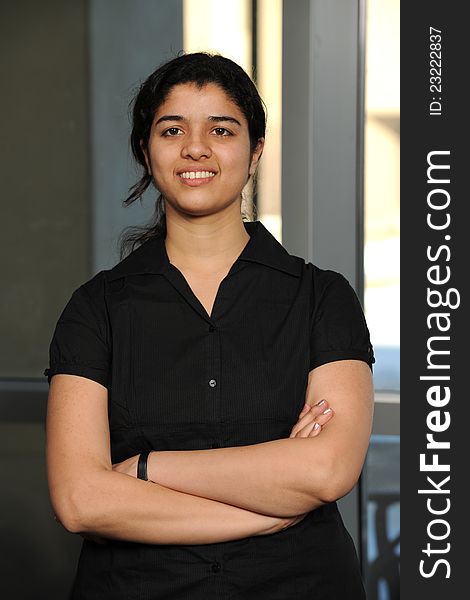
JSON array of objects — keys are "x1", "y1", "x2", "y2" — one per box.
[{"x1": 107, "y1": 220, "x2": 301, "y2": 281}]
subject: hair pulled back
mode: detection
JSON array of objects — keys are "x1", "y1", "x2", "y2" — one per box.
[{"x1": 120, "y1": 52, "x2": 266, "y2": 257}]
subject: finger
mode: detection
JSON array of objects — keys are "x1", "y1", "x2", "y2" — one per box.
[
  {"x1": 289, "y1": 409, "x2": 313, "y2": 437},
  {"x1": 295, "y1": 399, "x2": 328, "y2": 426},
  {"x1": 307, "y1": 399, "x2": 329, "y2": 419},
  {"x1": 314, "y1": 407, "x2": 334, "y2": 427},
  {"x1": 297, "y1": 421, "x2": 321, "y2": 438},
  {"x1": 289, "y1": 401, "x2": 329, "y2": 437},
  {"x1": 304, "y1": 409, "x2": 335, "y2": 438},
  {"x1": 291, "y1": 407, "x2": 334, "y2": 438},
  {"x1": 295, "y1": 400, "x2": 327, "y2": 426},
  {"x1": 289, "y1": 413, "x2": 314, "y2": 437},
  {"x1": 290, "y1": 414, "x2": 314, "y2": 437}
]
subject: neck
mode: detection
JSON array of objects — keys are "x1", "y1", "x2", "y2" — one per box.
[{"x1": 164, "y1": 204, "x2": 251, "y2": 272}]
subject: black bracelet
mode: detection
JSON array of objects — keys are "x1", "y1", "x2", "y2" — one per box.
[{"x1": 137, "y1": 450, "x2": 151, "y2": 481}]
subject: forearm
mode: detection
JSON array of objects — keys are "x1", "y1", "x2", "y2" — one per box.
[
  {"x1": 47, "y1": 376, "x2": 301, "y2": 545},
  {"x1": 55, "y1": 469, "x2": 288, "y2": 545},
  {"x1": 147, "y1": 438, "x2": 332, "y2": 518},
  {"x1": 145, "y1": 363, "x2": 373, "y2": 518}
]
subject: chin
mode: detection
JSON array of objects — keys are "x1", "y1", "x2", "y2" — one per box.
[{"x1": 166, "y1": 197, "x2": 235, "y2": 218}]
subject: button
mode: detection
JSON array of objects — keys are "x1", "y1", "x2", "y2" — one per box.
[
  {"x1": 211, "y1": 442, "x2": 220, "y2": 449},
  {"x1": 208, "y1": 325, "x2": 215, "y2": 332},
  {"x1": 211, "y1": 562, "x2": 221, "y2": 573},
  {"x1": 208, "y1": 379, "x2": 217, "y2": 388}
]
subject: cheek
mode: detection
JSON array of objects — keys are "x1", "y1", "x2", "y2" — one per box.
[
  {"x1": 149, "y1": 146, "x2": 164, "y2": 168},
  {"x1": 222, "y1": 146, "x2": 251, "y2": 175},
  {"x1": 148, "y1": 148, "x2": 173, "y2": 180}
]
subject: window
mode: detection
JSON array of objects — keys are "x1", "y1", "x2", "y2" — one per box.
[
  {"x1": 364, "y1": 0, "x2": 400, "y2": 393},
  {"x1": 362, "y1": 1, "x2": 400, "y2": 598},
  {"x1": 184, "y1": 0, "x2": 283, "y2": 242}
]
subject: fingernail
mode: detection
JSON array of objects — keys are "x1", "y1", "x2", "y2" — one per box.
[
  {"x1": 316, "y1": 399, "x2": 326, "y2": 407},
  {"x1": 313, "y1": 423, "x2": 321, "y2": 431},
  {"x1": 322, "y1": 408, "x2": 332, "y2": 415}
]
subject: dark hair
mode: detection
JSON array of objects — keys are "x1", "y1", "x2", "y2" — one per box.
[{"x1": 119, "y1": 52, "x2": 266, "y2": 258}]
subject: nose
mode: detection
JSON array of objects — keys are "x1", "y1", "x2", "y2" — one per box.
[{"x1": 181, "y1": 131, "x2": 212, "y2": 160}]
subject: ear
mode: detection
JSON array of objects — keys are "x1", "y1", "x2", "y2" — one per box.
[
  {"x1": 140, "y1": 140, "x2": 152, "y2": 176},
  {"x1": 249, "y1": 138, "x2": 265, "y2": 176}
]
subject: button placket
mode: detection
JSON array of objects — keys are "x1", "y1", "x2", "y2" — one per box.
[
  {"x1": 206, "y1": 319, "x2": 222, "y2": 424},
  {"x1": 211, "y1": 562, "x2": 222, "y2": 573},
  {"x1": 207, "y1": 325, "x2": 217, "y2": 390}
]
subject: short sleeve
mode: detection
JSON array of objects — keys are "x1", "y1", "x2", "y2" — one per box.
[
  {"x1": 309, "y1": 269, "x2": 375, "y2": 371},
  {"x1": 44, "y1": 273, "x2": 111, "y2": 388}
]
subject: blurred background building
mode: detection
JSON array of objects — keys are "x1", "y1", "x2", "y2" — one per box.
[{"x1": 0, "y1": 1, "x2": 399, "y2": 598}]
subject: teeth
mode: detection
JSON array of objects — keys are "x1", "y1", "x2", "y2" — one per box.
[{"x1": 180, "y1": 171, "x2": 215, "y2": 179}]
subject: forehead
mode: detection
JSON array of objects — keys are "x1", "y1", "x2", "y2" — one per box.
[{"x1": 155, "y1": 82, "x2": 246, "y2": 122}]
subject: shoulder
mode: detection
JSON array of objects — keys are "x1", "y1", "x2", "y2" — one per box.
[
  {"x1": 63, "y1": 270, "x2": 111, "y2": 316},
  {"x1": 295, "y1": 262, "x2": 366, "y2": 324},
  {"x1": 305, "y1": 262, "x2": 350, "y2": 289},
  {"x1": 61, "y1": 235, "x2": 165, "y2": 313},
  {"x1": 78, "y1": 270, "x2": 108, "y2": 297},
  {"x1": 277, "y1": 243, "x2": 355, "y2": 306},
  {"x1": 292, "y1": 259, "x2": 353, "y2": 300},
  {"x1": 54, "y1": 271, "x2": 114, "y2": 332},
  {"x1": 71, "y1": 237, "x2": 156, "y2": 298}
]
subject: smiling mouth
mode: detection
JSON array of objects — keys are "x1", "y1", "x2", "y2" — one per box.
[{"x1": 179, "y1": 171, "x2": 216, "y2": 180}]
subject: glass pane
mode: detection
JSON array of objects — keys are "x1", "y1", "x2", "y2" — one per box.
[
  {"x1": 364, "y1": 0, "x2": 400, "y2": 392},
  {"x1": 256, "y1": 0, "x2": 282, "y2": 243},
  {"x1": 362, "y1": 1, "x2": 400, "y2": 598},
  {"x1": 184, "y1": 0, "x2": 283, "y2": 244},
  {"x1": 363, "y1": 435, "x2": 400, "y2": 600},
  {"x1": 184, "y1": 0, "x2": 252, "y2": 72}
]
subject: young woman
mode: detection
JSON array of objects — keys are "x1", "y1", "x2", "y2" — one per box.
[{"x1": 45, "y1": 52, "x2": 375, "y2": 599}]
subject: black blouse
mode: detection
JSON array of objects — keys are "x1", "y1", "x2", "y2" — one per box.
[{"x1": 45, "y1": 220, "x2": 374, "y2": 599}]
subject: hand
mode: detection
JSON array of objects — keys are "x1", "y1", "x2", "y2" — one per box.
[
  {"x1": 261, "y1": 512, "x2": 309, "y2": 536},
  {"x1": 254, "y1": 513, "x2": 308, "y2": 536},
  {"x1": 112, "y1": 454, "x2": 140, "y2": 478},
  {"x1": 289, "y1": 399, "x2": 334, "y2": 438},
  {"x1": 280, "y1": 512, "x2": 309, "y2": 530}
]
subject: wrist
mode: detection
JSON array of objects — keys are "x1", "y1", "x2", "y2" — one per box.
[
  {"x1": 137, "y1": 450, "x2": 151, "y2": 480},
  {"x1": 255, "y1": 515, "x2": 287, "y2": 536},
  {"x1": 146, "y1": 450, "x2": 160, "y2": 483}
]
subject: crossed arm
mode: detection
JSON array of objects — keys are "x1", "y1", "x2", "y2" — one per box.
[
  {"x1": 114, "y1": 360, "x2": 373, "y2": 517},
  {"x1": 46, "y1": 360, "x2": 373, "y2": 544}
]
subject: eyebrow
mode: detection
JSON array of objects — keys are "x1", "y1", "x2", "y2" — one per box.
[
  {"x1": 155, "y1": 115, "x2": 184, "y2": 125},
  {"x1": 208, "y1": 115, "x2": 242, "y2": 127},
  {"x1": 155, "y1": 115, "x2": 242, "y2": 127}
]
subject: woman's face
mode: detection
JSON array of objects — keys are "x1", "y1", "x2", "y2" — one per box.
[{"x1": 143, "y1": 82, "x2": 264, "y2": 218}]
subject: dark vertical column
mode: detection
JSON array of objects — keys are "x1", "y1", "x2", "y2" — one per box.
[
  {"x1": 282, "y1": 0, "x2": 363, "y2": 551},
  {"x1": 401, "y1": 2, "x2": 466, "y2": 597},
  {"x1": 0, "y1": 0, "x2": 90, "y2": 378},
  {"x1": 282, "y1": 0, "x2": 362, "y2": 288}
]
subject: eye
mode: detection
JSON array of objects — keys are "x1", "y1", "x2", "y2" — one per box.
[
  {"x1": 163, "y1": 127, "x2": 183, "y2": 137},
  {"x1": 212, "y1": 127, "x2": 232, "y2": 137}
]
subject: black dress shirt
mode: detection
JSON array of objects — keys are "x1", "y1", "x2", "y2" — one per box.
[{"x1": 45, "y1": 220, "x2": 374, "y2": 599}]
